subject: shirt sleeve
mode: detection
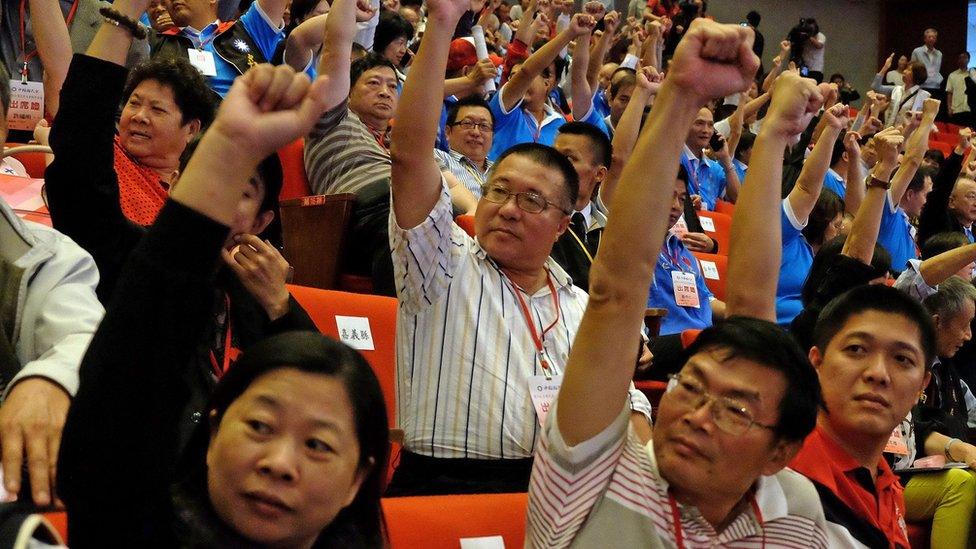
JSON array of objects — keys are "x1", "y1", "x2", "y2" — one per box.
[
  {"x1": 240, "y1": 0, "x2": 286, "y2": 61},
  {"x1": 782, "y1": 198, "x2": 807, "y2": 244},
  {"x1": 389, "y1": 175, "x2": 469, "y2": 314},
  {"x1": 893, "y1": 259, "x2": 937, "y2": 302},
  {"x1": 491, "y1": 82, "x2": 522, "y2": 131},
  {"x1": 526, "y1": 401, "x2": 630, "y2": 549}
]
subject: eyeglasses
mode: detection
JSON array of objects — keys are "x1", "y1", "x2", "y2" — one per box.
[
  {"x1": 452, "y1": 120, "x2": 493, "y2": 133},
  {"x1": 665, "y1": 373, "x2": 777, "y2": 436},
  {"x1": 481, "y1": 184, "x2": 571, "y2": 215}
]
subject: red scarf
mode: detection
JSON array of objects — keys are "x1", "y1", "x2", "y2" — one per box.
[{"x1": 113, "y1": 137, "x2": 168, "y2": 226}]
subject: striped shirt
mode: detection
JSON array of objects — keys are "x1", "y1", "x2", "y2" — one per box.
[
  {"x1": 390, "y1": 180, "x2": 651, "y2": 459},
  {"x1": 304, "y1": 99, "x2": 391, "y2": 196},
  {"x1": 527, "y1": 403, "x2": 830, "y2": 548},
  {"x1": 434, "y1": 148, "x2": 493, "y2": 198}
]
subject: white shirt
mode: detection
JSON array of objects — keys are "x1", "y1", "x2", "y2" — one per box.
[
  {"x1": 390, "y1": 179, "x2": 651, "y2": 459},
  {"x1": 946, "y1": 68, "x2": 972, "y2": 114},
  {"x1": 802, "y1": 32, "x2": 826, "y2": 72}
]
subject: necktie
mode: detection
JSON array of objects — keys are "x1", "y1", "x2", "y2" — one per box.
[
  {"x1": 571, "y1": 212, "x2": 587, "y2": 245},
  {"x1": 966, "y1": 226, "x2": 974, "y2": 243}
]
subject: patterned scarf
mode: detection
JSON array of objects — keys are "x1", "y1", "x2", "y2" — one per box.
[{"x1": 113, "y1": 137, "x2": 169, "y2": 226}]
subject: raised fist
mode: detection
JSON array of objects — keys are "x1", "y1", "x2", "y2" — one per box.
[
  {"x1": 583, "y1": 1, "x2": 604, "y2": 19},
  {"x1": 568, "y1": 13, "x2": 597, "y2": 37},
  {"x1": 667, "y1": 19, "x2": 759, "y2": 103},
  {"x1": 922, "y1": 97, "x2": 941, "y2": 118},
  {"x1": 603, "y1": 10, "x2": 620, "y2": 36},
  {"x1": 765, "y1": 71, "x2": 823, "y2": 138},
  {"x1": 822, "y1": 102, "x2": 849, "y2": 130}
]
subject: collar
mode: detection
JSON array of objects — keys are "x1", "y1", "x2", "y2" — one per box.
[
  {"x1": 791, "y1": 426, "x2": 898, "y2": 493},
  {"x1": 172, "y1": 19, "x2": 234, "y2": 37},
  {"x1": 733, "y1": 158, "x2": 747, "y2": 171},
  {"x1": 473, "y1": 240, "x2": 576, "y2": 293},
  {"x1": 682, "y1": 143, "x2": 703, "y2": 161},
  {"x1": 449, "y1": 148, "x2": 491, "y2": 173},
  {"x1": 827, "y1": 167, "x2": 844, "y2": 182},
  {"x1": 529, "y1": 102, "x2": 565, "y2": 129},
  {"x1": 577, "y1": 202, "x2": 592, "y2": 228}
]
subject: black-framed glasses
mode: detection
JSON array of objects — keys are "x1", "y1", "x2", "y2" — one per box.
[
  {"x1": 665, "y1": 373, "x2": 777, "y2": 436},
  {"x1": 481, "y1": 184, "x2": 571, "y2": 215},
  {"x1": 452, "y1": 119, "x2": 494, "y2": 133}
]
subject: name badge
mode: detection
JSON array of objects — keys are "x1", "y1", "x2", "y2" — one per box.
[
  {"x1": 672, "y1": 271, "x2": 700, "y2": 308},
  {"x1": 187, "y1": 48, "x2": 218, "y2": 76},
  {"x1": 699, "y1": 215, "x2": 716, "y2": 232},
  {"x1": 884, "y1": 425, "x2": 909, "y2": 456},
  {"x1": 670, "y1": 215, "x2": 688, "y2": 237},
  {"x1": 7, "y1": 80, "x2": 43, "y2": 131},
  {"x1": 528, "y1": 375, "x2": 562, "y2": 427},
  {"x1": 699, "y1": 259, "x2": 720, "y2": 280}
]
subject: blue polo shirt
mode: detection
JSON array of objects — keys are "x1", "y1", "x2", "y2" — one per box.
[
  {"x1": 878, "y1": 191, "x2": 918, "y2": 273},
  {"x1": 180, "y1": 1, "x2": 284, "y2": 97},
  {"x1": 776, "y1": 199, "x2": 814, "y2": 326},
  {"x1": 435, "y1": 95, "x2": 459, "y2": 153},
  {"x1": 733, "y1": 158, "x2": 747, "y2": 184},
  {"x1": 823, "y1": 168, "x2": 846, "y2": 200},
  {"x1": 680, "y1": 147, "x2": 727, "y2": 211},
  {"x1": 648, "y1": 233, "x2": 713, "y2": 336},
  {"x1": 487, "y1": 88, "x2": 609, "y2": 160},
  {"x1": 592, "y1": 88, "x2": 610, "y2": 119}
]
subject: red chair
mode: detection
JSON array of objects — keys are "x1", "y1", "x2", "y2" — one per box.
[
  {"x1": 276, "y1": 138, "x2": 311, "y2": 201},
  {"x1": 4, "y1": 144, "x2": 52, "y2": 179},
  {"x1": 41, "y1": 511, "x2": 67, "y2": 543},
  {"x1": 690, "y1": 251, "x2": 727, "y2": 301},
  {"x1": 714, "y1": 199, "x2": 736, "y2": 216},
  {"x1": 383, "y1": 493, "x2": 528, "y2": 548},
  {"x1": 455, "y1": 214, "x2": 476, "y2": 237},
  {"x1": 680, "y1": 329, "x2": 702, "y2": 348},
  {"x1": 696, "y1": 210, "x2": 732, "y2": 256},
  {"x1": 634, "y1": 380, "x2": 668, "y2": 413},
  {"x1": 928, "y1": 140, "x2": 953, "y2": 158}
]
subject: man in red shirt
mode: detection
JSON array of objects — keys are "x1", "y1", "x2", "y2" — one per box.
[{"x1": 790, "y1": 284, "x2": 936, "y2": 548}]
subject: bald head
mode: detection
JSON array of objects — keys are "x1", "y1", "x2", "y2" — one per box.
[{"x1": 950, "y1": 178, "x2": 976, "y2": 225}]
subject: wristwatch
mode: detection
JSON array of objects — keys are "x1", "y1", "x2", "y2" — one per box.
[{"x1": 865, "y1": 176, "x2": 891, "y2": 190}]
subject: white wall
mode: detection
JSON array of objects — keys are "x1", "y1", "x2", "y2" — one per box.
[{"x1": 709, "y1": 0, "x2": 881, "y2": 102}]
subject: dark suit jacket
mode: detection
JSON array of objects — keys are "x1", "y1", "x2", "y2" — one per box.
[{"x1": 917, "y1": 150, "x2": 965, "y2": 246}]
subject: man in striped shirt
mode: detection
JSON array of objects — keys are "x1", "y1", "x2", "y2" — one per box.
[
  {"x1": 434, "y1": 96, "x2": 495, "y2": 198},
  {"x1": 385, "y1": 0, "x2": 652, "y2": 496},
  {"x1": 527, "y1": 24, "x2": 831, "y2": 548}
]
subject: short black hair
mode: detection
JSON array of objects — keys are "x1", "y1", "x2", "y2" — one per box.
[
  {"x1": 557, "y1": 121, "x2": 612, "y2": 168},
  {"x1": 491, "y1": 143, "x2": 579, "y2": 210},
  {"x1": 446, "y1": 96, "x2": 494, "y2": 126},
  {"x1": 814, "y1": 284, "x2": 937, "y2": 367},
  {"x1": 373, "y1": 10, "x2": 414, "y2": 56},
  {"x1": 802, "y1": 189, "x2": 844, "y2": 249},
  {"x1": 921, "y1": 231, "x2": 970, "y2": 260},
  {"x1": 350, "y1": 52, "x2": 400, "y2": 89},
  {"x1": 746, "y1": 10, "x2": 760, "y2": 26},
  {"x1": 680, "y1": 316, "x2": 821, "y2": 443},
  {"x1": 830, "y1": 130, "x2": 847, "y2": 167},
  {"x1": 924, "y1": 149, "x2": 945, "y2": 168},
  {"x1": 907, "y1": 165, "x2": 934, "y2": 193},
  {"x1": 123, "y1": 56, "x2": 217, "y2": 129},
  {"x1": 734, "y1": 131, "x2": 756, "y2": 161},
  {"x1": 801, "y1": 236, "x2": 891, "y2": 306}
]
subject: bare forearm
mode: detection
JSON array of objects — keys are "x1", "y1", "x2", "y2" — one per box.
[
  {"x1": 604, "y1": 86, "x2": 653, "y2": 207},
  {"x1": 316, "y1": 0, "x2": 358, "y2": 104},
  {"x1": 790, "y1": 125, "x2": 841, "y2": 220},
  {"x1": 86, "y1": 0, "x2": 142, "y2": 65},
  {"x1": 842, "y1": 162, "x2": 896, "y2": 263},
  {"x1": 844, "y1": 155, "x2": 866, "y2": 216},
  {"x1": 920, "y1": 244, "x2": 976, "y2": 286},
  {"x1": 570, "y1": 34, "x2": 593, "y2": 120}
]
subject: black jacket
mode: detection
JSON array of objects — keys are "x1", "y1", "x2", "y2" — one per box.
[{"x1": 917, "y1": 150, "x2": 966, "y2": 246}]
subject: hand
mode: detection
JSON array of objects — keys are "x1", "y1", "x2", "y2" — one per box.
[
  {"x1": 552, "y1": 0, "x2": 573, "y2": 14},
  {"x1": 922, "y1": 97, "x2": 941, "y2": 119},
  {"x1": 843, "y1": 131, "x2": 862, "y2": 158},
  {"x1": 636, "y1": 341, "x2": 653, "y2": 369},
  {"x1": 880, "y1": 51, "x2": 894, "y2": 74},
  {"x1": 627, "y1": 27, "x2": 645, "y2": 56},
  {"x1": 222, "y1": 235, "x2": 292, "y2": 320},
  {"x1": 778, "y1": 39, "x2": 791, "y2": 54},
  {"x1": 531, "y1": 12, "x2": 550, "y2": 36},
  {"x1": 709, "y1": 134, "x2": 730, "y2": 161},
  {"x1": 355, "y1": 0, "x2": 375, "y2": 21},
  {"x1": 430, "y1": 0, "x2": 471, "y2": 21},
  {"x1": 210, "y1": 64, "x2": 329, "y2": 160},
  {"x1": 821, "y1": 82, "x2": 839, "y2": 110},
  {"x1": 822, "y1": 102, "x2": 849, "y2": 131},
  {"x1": 466, "y1": 58, "x2": 496, "y2": 84},
  {"x1": 960, "y1": 126, "x2": 973, "y2": 144},
  {"x1": 602, "y1": 10, "x2": 619, "y2": 36},
  {"x1": 382, "y1": 0, "x2": 399, "y2": 10},
  {"x1": 862, "y1": 116, "x2": 883, "y2": 137},
  {"x1": 32, "y1": 119, "x2": 50, "y2": 147},
  {"x1": 690, "y1": 194, "x2": 703, "y2": 210},
  {"x1": 0, "y1": 378, "x2": 71, "y2": 507},
  {"x1": 681, "y1": 231, "x2": 714, "y2": 252},
  {"x1": 582, "y1": 0, "x2": 604, "y2": 20},
  {"x1": 666, "y1": 19, "x2": 759, "y2": 103},
  {"x1": 872, "y1": 127, "x2": 905, "y2": 169},
  {"x1": 770, "y1": 55, "x2": 782, "y2": 69},
  {"x1": 635, "y1": 64, "x2": 662, "y2": 95},
  {"x1": 764, "y1": 71, "x2": 823, "y2": 138},
  {"x1": 568, "y1": 13, "x2": 596, "y2": 38}
]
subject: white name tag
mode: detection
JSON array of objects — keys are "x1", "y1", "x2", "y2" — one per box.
[
  {"x1": 7, "y1": 80, "x2": 43, "y2": 131},
  {"x1": 187, "y1": 48, "x2": 218, "y2": 76},
  {"x1": 884, "y1": 425, "x2": 909, "y2": 456},
  {"x1": 335, "y1": 315, "x2": 375, "y2": 350},
  {"x1": 700, "y1": 260, "x2": 719, "y2": 280},
  {"x1": 699, "y1": 216, "x2": 716, "y2": 232},
  {"x1": 671, "y1": 271, "x2": 700, "y2": 308},
  {"x1": 460, "y1": 536, "x2": 506, "y2": 549},
  {"x1": 670, "y1": 215, "x2": 688, "y2": 237},
  {"x1": 528, "y1": 375, "x2": 563, "y2": 427}
]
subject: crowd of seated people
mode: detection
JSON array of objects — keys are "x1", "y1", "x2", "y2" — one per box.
[{"x1": 1, "y1": 0, "x2": 976, "y2": 546}]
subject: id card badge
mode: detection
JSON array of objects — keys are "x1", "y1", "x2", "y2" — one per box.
[
  {"x1": 670, "y1": 214, "x2": 689, "y2": 237},
  {"x1": 187, "y1": 48, "x2": 218, "y2": 76},
  {"x1": 7, "y1": 80, "x2": 43, "y2": 131},
  {"x1": 671, "y1": 271, "x2": 700, "y2": 308},
  {"x1": 528, "y1": 375, "x2": 563, "y2": 427},
  {"x1": 884, "y1": 425, "x2": 909, "y2": 456}
]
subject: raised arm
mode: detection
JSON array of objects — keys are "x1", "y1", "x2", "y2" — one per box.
[
  {"x1": 726, "y1": 74, "x2": 824, "y2": 320},
  {"x1": 389, "y1": 0, "x2": 470, "y2": 228},
  {"x1": 512, "y1": 0, "x2": 540, "y2": 47},
  {"x1": 761, "y1": 40, "x2": 790, "y2": 92},
  {"x1": 316, "y1": 0, "x2": 368, "y2": 110},
  {"x1": 918, "y1": 244, "x2": 976, "y2": 286},
  {"x1": 601, "y1": 65, "x2": 659, "y2": 205},
  {"x1": 29, "y1": 0, "x2": 72, "y2": 117},
  {"x1": 871, "y1": 53, "x2": 897, "y2": 96},
  {"x1": 843, "y1": 131, "x2": 866, "y2": 216},
  {"x1": 568, "y1": 14, "x2": 597, "y2": 121},
  {"x1": 889, "y1": 98, "x2": 939, "y2": 205},
  {"x1": 585, "y1": 10, "x2": 618, "y2": 91},
  {"x1": 499, "y1": 13, "x2": 587, "y2": 111},
  {"x1": 786, "y1": 102, "x2": 848, "y2": 222},
  {"x1": 841, "y1": 128, "x2": 902, "y2": 263},
  {"x1": 557, "y1": 19, "x2": 759, "y2": 445}
]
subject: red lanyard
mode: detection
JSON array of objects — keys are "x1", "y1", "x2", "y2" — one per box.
[
  {"x1": 508, "y1": 271, "x2": 561, "y2": 379},
  {"x1": 20, "y1": 0, "x2": 79, "y2": 83},
  {"x1": 668, "y1": 491, "x2": 765, "y2": 549},
  {"x1": 209, "y1": 294, "x2": 238, "y2": 377},
  {"x1": 660, "y1": 237, "x2": 690, "y2": 273},
  {"x1": 686, "y1": 156, "x2": 704, "y2": 196}
]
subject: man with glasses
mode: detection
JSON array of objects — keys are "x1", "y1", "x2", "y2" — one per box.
[
  {"x1": 526, "y1": 24, "x2": 830, "y2": 545},
  {"x1": 384, "y1": 0, "x2": 652, "y2": 496},
  {"x1": 435, "y1": 96, "x2": 495, "y2": 198}
]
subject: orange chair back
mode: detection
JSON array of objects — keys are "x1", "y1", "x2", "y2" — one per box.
[
  {"x1": 455, "y1": 214, "x2": 476, "y2": 237},
  {"x1": 277, "y1": 138, "x2": 311, "y2": 201},
  {"x1": 4, "y1": 143, "x2": 48, "y2": 178},
  {"x1": 280, "y1": 194, "x2": 357, "y2": 290},
  {"x1": 928, "y1": 140, "x2": 953, "y2": 158},
  {"x1": 382, "y1": 493, "x2": 528, "y2": 548},
  {"x1": 286, "y1": 284, "x2": 398, "y2": 427},
  {"x1": 713, "y1": 199, "x2": 736, "y2": 216},
  {"x1": 696, "y1": 210, "x2": 732, "y2": 256},
  {"x1": 680, "y1": 329, "x2": 702, "y2": 349},
  {"x1": 690, "y1": 251, "x2": 727, "y2": 301}
]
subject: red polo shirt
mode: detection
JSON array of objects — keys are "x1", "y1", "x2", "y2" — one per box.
[{"x1": 789, "y1": 426, "x2": 909, "y2": 549}]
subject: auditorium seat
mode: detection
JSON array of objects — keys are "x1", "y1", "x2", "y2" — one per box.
[
  {"x1": 277, "y1": 138, "x2": 311, "y2": 201},
  {"x1": 714, "y1": 199, "x2": 736, "y2": 216},
  {"x1": 691, "y1": 251, "x2": 727, "y2": 301},
  {"x1": 928, "y1": 140, "x2": 953, "y2": 158},
  {"x1": 4, "y1": 144, "x2": 52, "y2": 179},
  {"x1": 696, "y1": 210, "x2": 732, "y2": 256},
  {"x1": 382, "y1": 493, "x2": 527, "y2": 548},
  {"x1": 455, "y1": 214, "x2": 476, "y2": 237},
  {"x1": 280, "y1": 193, "x2": 357, "y2": 290}
]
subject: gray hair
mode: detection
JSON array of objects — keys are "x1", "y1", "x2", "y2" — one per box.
[{"x1": 923, "y1": 276, "x2": 976, "y2": 320}]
